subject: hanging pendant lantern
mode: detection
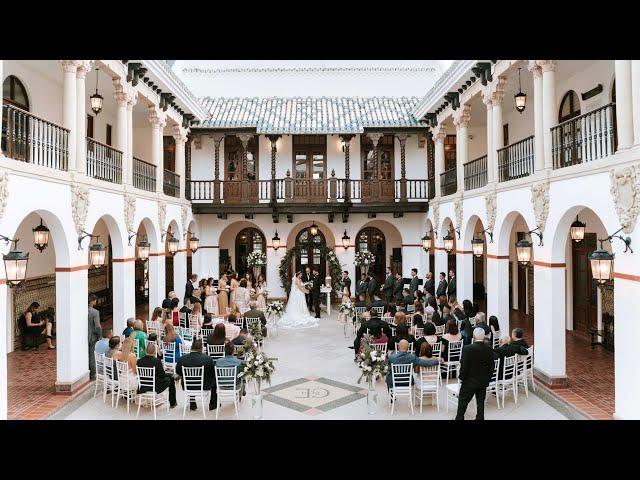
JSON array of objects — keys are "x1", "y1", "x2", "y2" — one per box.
[
  {"x1": 272, "y1": 231, "x2": 281, "y2": 251},
  {"x1": 342, "y1": 230, "x2": 351, "y2": 249},
  {"x1": 515, "y1": 238, "x2": 533, "y2": 265},
  {"x1": 443, "y1": 233, "x2": 455, "y2": 254},
  {"x1": 421, "y1": 233, "x2": 431, "y2": 252},
  {"x1": 167, "y1": 234, "x2": 179, "y2": 256},
  {"x1": 514, "y1": 67, "x2": 526, "y2": 113},
  {"x1": 137, "y1": 237, "x2": 151, "y2": 262},
  {"x1": 90, "y1": 68, "x2": 103, "y2": 115},
  {"x1": 589, "y1": 247, "x2": 614, "y2": 284},
  {"x1": 32, "y1": 219, "x2": 50, "y2": 252},
  {"x1": 3, "y1": 239, "x2": 29, "y2": 288},
  {"x1": 89, "y1": 240, "x2": 107, "y2": 268},
  {"x1": 471, "y1": 237, "x2": 485, "y2": 257},
  {"x1": 570, "y1": 215, "x2": 586, "y2": 243},
  {"x1": 189, "y1": 235, "x2": 200, "y2": 253}
]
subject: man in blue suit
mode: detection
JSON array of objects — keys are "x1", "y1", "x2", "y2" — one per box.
[
  {"x1": 386, "y1": 340, "x2": 442, "y2": 390},
  {"x1": 211, "y1": 341, "x2": 246, "y2": 409}
]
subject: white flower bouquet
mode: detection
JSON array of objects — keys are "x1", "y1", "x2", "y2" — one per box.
[
  {"x1": 266, "y1": 301, "x2": 284, "y2": 317},
  {"x1": 303, "y1": 281, "x2": 313, "y2": 291},
  {"x1": 339, "y1": 300, "x2": 354, "y2": 317},
  {"x1": 261, "y1": 287, "x2": 270, "y2": 297},
  {"x1": 354, "y1": 336, "x2": 389, "y2": 384},
  {"x1": 238, "y1": 341, "x2": 277, "y2": 391},
  {"x1": 247, "y1": 251, "x2": 267, "y2": 267},
  {"x1": 354, "y1": 251, "x2": 376, "y2": 267}
]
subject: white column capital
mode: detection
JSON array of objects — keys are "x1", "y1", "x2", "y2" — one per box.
[
  {"x1": 172, "y1": 125, "x2": 188, "y2": 144},
  {"x1": 538, "y1": 60, "x2": 558, "y2": 73},
  {"x1": 527, "y1": 60, "x2": 543, "y2": 78},
  {"x1": 76, "y1": 61, "x2": 94, "y2": 79},
  {"x1": 452, "y1": 104, "x2": 471, "y2": 130},
  {"x1": 481, "y1": 87, "x2": 494, "y2": 107},
  {"x1": 148, "y1": 106, "x2": 166, "y2": 128},
  {"x1": 367, "y1": 132, "x2": 384, "y2": 146},
  {"x1": 395, "y1": 133, "x2": 409, "y2": 145},
  {"x1": 491, "y1": 76, "x2": 508, "y2": 104},
  {"x1": 431, "y1": 124, "x2": 447, "y2": 143},
  {"x1": 59, "y1": 60, "x2": 81, "y2": 74}
]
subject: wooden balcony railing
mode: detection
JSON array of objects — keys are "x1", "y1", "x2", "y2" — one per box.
[
  {"x1": 163, "y1": 169, "x2": 180, "y2": 197},
  {"x1": 464, "y1": 155, "x2": 488, "y2": 191},
  {"x1": 1, "y1": 104, "x2": 69, "y2": 170},
  {"x1": 133, "y1": 157, "x2": 156, "y2": 192},
  {"x1": 440, "y1": 167, "x2": 457, "y2": 196},
  {"x1": 497, "y1": 135, "x2": 535, "y2": 182},
  {"x1": 188, "y1": 178, "x2": 431, "y2": 203},
  {"x1": 427, "y1": 177, "x2": 435, "y2": 199},
  {"x1": 86, "y1": 138, "x2": 122, "y2": 184},
  {"x1": 551, "y1": 103, "x2": 617, "y2": 169}
]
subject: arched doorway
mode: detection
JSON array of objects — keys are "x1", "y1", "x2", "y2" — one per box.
[
  {"x1": 441, "y1": 218, "x2": 457, "y2": 279},
  {"x1": 355, "y1": 227, "x2": 386, "y2": 285},
  {"x1": 235, "y1": 227, "x2": 266, "y2": 278},
  {"x1": 2, "y1": 75, "x2": 30, "y2": 160},
  {"x1": 294, "y1": 227, "x2": 326, "y2": 279}
]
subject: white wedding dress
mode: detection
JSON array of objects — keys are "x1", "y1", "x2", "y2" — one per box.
[{"x1": 279, "y1": 277, "x2": 319, "y2": 330}]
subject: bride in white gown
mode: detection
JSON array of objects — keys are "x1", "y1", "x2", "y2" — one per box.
[{"x1": 279, "y1": 272, "x2": 319, "y2": 330}]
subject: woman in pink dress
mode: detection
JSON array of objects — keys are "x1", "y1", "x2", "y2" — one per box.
[
  {"x1": 244, "y1": 272, "x2": 253, "y2": 292},
  {"x1": 217, "y1": 274, "x2": 229, "y2": 316},
  {"x1": 255, "y1": 273, "x2": 267, "y2": 311},
  {"x1": 204, "y1": 277, "x2": 219, "y2": 316},
  {"x1": 235, "y1": 279, "x2": 251, "y2": 314},
  {"x1": 229, "y1": 272, "x2": 239, "y2": 310}
]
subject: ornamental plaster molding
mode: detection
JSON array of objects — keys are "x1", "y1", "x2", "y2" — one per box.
[
  {"x1": 148, "y1": 106, "x2": 166, "y2": 128},
  {"x1": 452, "y1": 104, "x2": 471, "y2": 129},
  {"x1": 432, "y1": 201, "x2": 440, "y2": 234},
  {"x1": 181, "y1": 205, "x2": 190, "y2": 234},
  {"x1": 76, "y1": 60, "x2": 94, "y2": 79},
  {"x1": 530, "y1": 180, "x2": 550, "y2": 233},
  {"x1": 124, "y1": 193, "x2": 136, "y2": 233},
  {"x1": 537, "y1": 60, "x2": 558, "y2": 73},
  {"x1": 484, "y1": 190, "x2": 497, "y2": 232},
  {"x1": 59, "y1": 60, "x2": 80, "y2": 74},
  {"x1": 158, "y1": 200, "x2": 167, "y2": 233},
  {"x1": 0, "y1": 170, "x2": 9, "y2": 222},
  {"x1": 431, "y1": 123, "x2": 447, "y2": 143},
  {"x1": 454, "y1": 198, "x2": 463, "y2": 233},
  {"x1": 527, "y1": 60, "x2": 542, "y2": 78},
  {"x1": 71, "y1": 183, "x2": 91, "y2": 236},
  {"x1": 609, "y1": 164, "x2": 640, "y2": 234}
]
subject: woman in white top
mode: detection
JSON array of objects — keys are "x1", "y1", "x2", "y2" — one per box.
[
  {"x1": 255, "y1": 273, "x2": 267, "y2": 311},
  {"x1": 234, "y1": 279, "x2": 251, "y2": 314}
]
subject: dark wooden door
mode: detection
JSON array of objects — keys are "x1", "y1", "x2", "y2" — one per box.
[
  {"x1": 294, "y1": 229, "x2": 327, "y2": 280},
  {"x1": 361, "y1": 135, "x2": 394, "y2": 202},
  {"x1": 165, "y1": 254, "x2": 174, "y2": 296},
  {"x1": 355, "y1": 227, "x2": 386, "y2": 286},
  {"x1": 573, "y1": 233, "x2": 598, "y2": 333},
  {"x1": 224, "y1": 135, "x2": 258, "y2": 204}
]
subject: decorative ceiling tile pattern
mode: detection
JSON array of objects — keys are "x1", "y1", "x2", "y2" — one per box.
[{"x1": 198, "y1": 97, "x2": 423, "y2": 133}]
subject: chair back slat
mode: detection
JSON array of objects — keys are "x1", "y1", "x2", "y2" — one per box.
[
  {"x1": 207, "y1": 344, "x2": 225, "y2": 358},
  {"x1": 446, "y1": 340, "x2": 463, "y2": 362},
  {"x1": 137, "y1": 366, "x2": 156, "y2": 390},
  {"x1": 183, "y1": 366, "x2": 204, "y2": 391},
  {"x1": 430, "y1": 341, "x2": 442, "y2": 358}
]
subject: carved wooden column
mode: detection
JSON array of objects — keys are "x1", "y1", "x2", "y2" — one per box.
[
  {"x1": 396, "y1": 133, "x2": 409, "y2": 201},
  {"x1": 368, "y1": 132, "x2": 384, "y2": 200},
  {"x1": 238, "y1": 133, "x2": 252, "y2": 202},
  {"x1": 266, "y1": 134, "x2": 281, "y2": 202},
  {"x1": 340, "y1": 134, "x2": 354, "y2": 202},
  {"x1": 211, "y1": 133, "x2": 224, "y2": 203}
]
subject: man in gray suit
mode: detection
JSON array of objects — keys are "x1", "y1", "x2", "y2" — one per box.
[
  {"x1": 409, "y1": 268, "x2": 420, "y2": 299},
  {"x1": 88, "y1": 294, "x2": 102, "y2": 380}
]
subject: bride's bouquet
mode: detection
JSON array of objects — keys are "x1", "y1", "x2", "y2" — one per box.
[
  {"x1": 266, "y1": 300, "x2": 284, "y2": 317},
  {"x1": 354, "y1": 336, "x2": 389, "y2": 385},
  {"x1": 260, "y1": 287, "x2": 270, "y2": 297},
  {"x1": 339, "y1": 300, "x2": 354, "y2": 318},
  {"x1": 303, "y1": 281, "x2": 313, "y2": 291}
]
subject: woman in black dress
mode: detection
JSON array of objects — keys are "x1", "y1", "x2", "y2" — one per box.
[{"x1": 19, "y1": 302, "x2": 55, "y2": 350}]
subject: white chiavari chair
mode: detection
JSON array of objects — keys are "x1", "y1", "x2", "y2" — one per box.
[
  {"x1": 189, "y1": 314, "x2": 201, "y2": 331},
  {"x1": 372, "y1": 306, "x2": 385, "y2": 317},
  {"x1": 516, "y1": 346, "x2": 535, "y2": 397},
  {"x1": 441, "y1": 340, "x2": 463, "y2": 382},
  {"x1": 233, "y1": 344, "x2": 245, "y2": 359},
  {"x1": 94, "y1": 352, "x2": 106, "y2": 399},
  {"x1": 179, "y1": 312, "x2": 188, "y2": 329},
  {"x1": 430, "y1": 341, "x2": 442, "y2": 358},
  {"x1": 372, "y1": 342, "x2": 388, "y2": 355},
  {"x1": 498, "y1": 354, "x2": 518, "y2": 408},
  {"x1": 132, "y1": 342, "x2": 139, "y2": 359},
  {"x1": 182, "y1": 366, "x2": 207, "y2": 419},
  {"x1": 224, "y1": 323, "x2": 240, "y2": 341},
  {"x1": 136, "y1": 366, "x2": 169, "y2": 420},
  {"x1": 445, "y1": 377, "x2": 461, "y2": 413},
  {"x1": 207, "y1": 344, "x2": 225, "y2": 359},
  {"x1": 146, "y1": 320, "x2": 161, "y2": 337},
  {"x1": 115, "y1": 360, "x2": 137, "y2": 413},
  {"x1": 492, "y1": 331, "x2": 501, "y2": 349},
  {"x1": 414, "y1": 363, "x2": 440, "y2": 413},
  {"x1": 405, "y1": 315, "x2": 413, "y2": 329},
  {"x1": 435, "y1": 325, "x2": 445, "y2": 337},
  {"x1": 180, "y1": 342, "x2": 191, "y2": 356},
  {"x1": 483, "y1": 358, "x2": 501, "y2": 409},
  {"x1": 144, "y1": 340, "x2": 158, "y2": 356},
  {"x1": 162, "y1": 342, "x2": 177, "y2": 374},
  {"x1": 414, "y1": 327, "x2": 424, "y2": 338},
  {"x1": 103, "y1": 356, "x2": 117, "y2": 407},
  {"x1": 389, "y1": 363, "x2": 414, "y2": 415},
  {"x1": 214, "y1": 366, "x2": 241, "y2": 419},
  {"x1": 201, "y1": 328, "x2": 214, "y2": 347},
  {"x1": 245, "y1": 317, "x2": 261, "y2": 332}
]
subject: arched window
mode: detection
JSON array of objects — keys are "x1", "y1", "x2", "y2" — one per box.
[
  {"x1": 295, "y1": 227, "x2": 326, "y2": 279},
  {"x1": 235, "y1": 227, "x2": 266, "y2": 277},
  {"x1": 2, "y1": 75, "x2": 29, "y2": 111},
  {"x1": 559, "y1": 90, "x2": 581, "y2": 123},
  {"x1": 356, "y1": 227, "x2": 386, "y2": 285}
]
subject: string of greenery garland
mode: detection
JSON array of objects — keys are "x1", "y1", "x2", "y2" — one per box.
[{"x1": 278, "y1": 243, "x2": 344, "y2": 301}]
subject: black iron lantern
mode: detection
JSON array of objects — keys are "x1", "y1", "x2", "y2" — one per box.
[
  {"x1": 272, "y1": 231, "x2": 281, "y2": 251},
  {"x1": 471, "y1": 237, "x2": 485, "y2": 257},
  {"x1": 570, "y1": 215, "x2": 586, "y2": 243},
  {"x1": 342, "y1": 230, "x2": 350, "y2": 249},
  {"x1": 189, "y1": 235, "x2": 199, "y2": 253},
  {"x1": 1, "y1": 236, "x2": 29, "y2": 288},
  {"x1": 516, "y1": 238, "x2": 533, "y2": 265},
  {"x1": 137, "y1": 237, "x2": 150, "y2": 262},
  {"x1": 90, "y1": 68, "x2": 104, "y2": 115},
  {"x1": 421, "y1": 233, "x2": 431, "y2": 252},
  {"x1": 88, "y1": 240, "x2": 107, "y2": 268},
  {"x1": 309, "y1": 222, "x2": 319, "y2": 237},
  {"x1": 167, "y1": 235, "x2": 179, "y2": 256},
  {"x1": 443, "y1": 233, "x2": 455, "y2": 254},
  {"x1": 514, "y1": 67, "x2": 526, "y2": 113},
  {"x1": 32, "y1": 219, "x2": 50, "y2": 252},
  {"x1": 589, "y1": 248, "x2": 614, "y2": 284}
]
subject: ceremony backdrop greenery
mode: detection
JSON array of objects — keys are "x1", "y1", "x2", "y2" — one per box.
[{"x1": 278, "y1": 244, "x2": 343, "y2": 300}]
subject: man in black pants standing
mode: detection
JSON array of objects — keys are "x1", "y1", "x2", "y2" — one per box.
[
  {"x1": 455, "y1": 327, "x2": 495, "y2": 420},
  {"x1": 312, "y1": 267, "x2": 322, "y2": 319}
]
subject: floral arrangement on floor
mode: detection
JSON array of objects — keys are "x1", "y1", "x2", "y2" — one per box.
[
  {"x1": 248, "y1": 320, "x2": 263, "y2": 343},
  {"x1": 354, "y1": 251, "x2": 376, "y2": 267},
  {"x1": 265, "y1": 301, "x2": 284, "y2": 317},
  {"x1": 339, "y1": 300, "x2": 354, "y2": 317},
  {"x1": 239, "y1": 339, "x2": 277, "y2": 391},
  {"x1": 354, "y1": 335, "x2": 389, "y2": 385},
  {"x1": 247, "y1": 251, "x2": 267, "y2": 267}
]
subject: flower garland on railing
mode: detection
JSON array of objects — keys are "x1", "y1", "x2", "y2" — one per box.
[{"x1": 278, "y1": 244, "x2": 343, "y2": 299}]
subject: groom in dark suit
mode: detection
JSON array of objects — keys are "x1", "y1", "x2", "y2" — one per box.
[{"x1": 312, "y1": 267, "x2": 322, "y2": 319}]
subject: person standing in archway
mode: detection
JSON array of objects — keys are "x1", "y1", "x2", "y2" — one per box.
[
  {"x1": 409, "y1": 268, "x2": 420, "y2": 299},
  {"x1": 88, "y1": 294, "x2": 101, "y2": 381}
]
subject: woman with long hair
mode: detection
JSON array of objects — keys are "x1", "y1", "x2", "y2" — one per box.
[
  {"x1": 218, "y1": 272, "x2": 229, "y2": 316},
  {"x1": 163, "y1": 323, "x2": 183, "y2": 363},
  {"x1": 112, "y1": 336, "x2": 138, "y2": 388},
  {"x1": 203, "y1": 277, "x2": 218, "y2": 317},
  {"x1": 255, "y1": 273, "x2": 267, "y2": 311},
  {"x1": 244, "y1": 272, "x2": 253, "y2": 291},
  {"x1": 229, "y1": 272, "x2": 239, "y2": 310},
  {"x1": 19, "y1": 302, "x2": 55, "y2": 350},
  {"x1": 235, "y1": 278, "x2": 251, "y2": 313},
  {"x1": 207, "y1": 322, "x2": 227, "y2": 346},
  {"x1": 191, "y1": 302, "x2": 203, "y2": 327}
]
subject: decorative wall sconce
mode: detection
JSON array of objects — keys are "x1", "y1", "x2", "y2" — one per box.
[
  {"x1": 589, "y1": 227, "x2": 633, "y2": 285},
  {"x1": 272, "y1": 231, "x2": 281, "y2": 251},
  {"x1": 77, "y1": 230, "x2": 107, "y2": 268},
  {"x1": 1, "y1": 235, "x2": 29, "y2": 287},
  {"x1": 32, "y1": 219, "x2": 50, "y2": 252},
  {"x1": 515, "y1": 227, "x2": 543, "y2": 266},
  {"x1": 184, "y1": 230, "x2": 199, "y2": 253},
  {"x1": 161, "y1": 228, "x2": 179, "y2": 256},
  {"x1": 570, "y1": 216, "x2": 586, "y2": 243}
]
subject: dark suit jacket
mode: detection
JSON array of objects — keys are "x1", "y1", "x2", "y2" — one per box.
[
  {"x1": 371, "y1": 299, "x2": 387, "y2": 311},
  {"x1": 475, "y1": 321, "x2": 491, "y2": 335},
  {"x1": 447, "y1": 276, "x2": 457, "y2": 297},
  {"x1": 393, "y1": 279, "x2": 404, "y2": 302},
  {"x1": 383, "y1": 274, "x2": 394, "y2": 294},
  {"x1": 137, "y1": 355, "x2": 169, "y2": 392},
  {"x1": 244, "y1": 307, "x2": 267, "y2": 326},
  {"x1": 436, "y1": 279, "x2": 448, "y2": 297},
  {"x1": 354, "y1": 317, "x2": 392, "y2": 350},
  {"x1": 367, "y1": 277, "x2": 379, "y2": 297},
  {"x1": 354, "y1": 300, "x2": 368, "y2": 308},
  {"x1": 176, "y1": 351, "x2": 216, "y2": 390},
  {"x1": 185, "y1": 281, "x2": 195, "y2": 300},
  {"x1": 511, "y1": 339, "x2": 530, "y2": 349},
  {"x1": 356, "y1": 280, "x2": 369, "y2": 296},
  {"x1": 312, "y1": 274, "x2": 322, "y2": 296},
  {"x1": 458, "y1": 341, "x2": 495, "y2": 389},
  {"x1": 409, "y1": 276, "x2": 419, "y2": 296},
  {"x1": 424, "y1": 278, "x2": 435, "y2": 294}
]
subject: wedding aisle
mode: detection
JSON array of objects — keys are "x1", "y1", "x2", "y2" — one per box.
[{"x1": 58, "y1": 312, "x2": 566, "y2": 420}]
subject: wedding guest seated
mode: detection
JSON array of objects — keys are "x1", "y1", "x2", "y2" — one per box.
[
  {"x1": 148, "y1": 333, "x2": 162, "y2": 360},
  {"x1": 170, "y1": 298, "x2": 181, "y2": 326},
  {"x1": 243, "y1": 300, "x2": 267, "y2": 338},
  {"x1": 122, "y1": 318, "x2": 136, "y2": 338},
  {"x1": 95, "y1": 328, "x2": 112, "y2": 356},
  {"x1": 459, "y1": 317, "x2": 474, "y2": 345},
  {"x1": 131, "y1": 320, "x2": 148, "y2": 359},
  {"x1": 385, "y1": 302, "x2": 398, "y2": 317},
  {"x1": 201, "y1": 314, "x2": 214, "y2": 330},
  {"x1": 176, "y1": 338, "x2": 216, "y2": 411},
  {"x1": 387, "y1": 324, "x2": 416, "y2": 353},
  {"x1": 180, "y1": 298, "x2": 193, "y2": 316},
  {"x1": 112, "y1": 337, "x2": 138, "y2": 389},
  {"x1": 415, "y1": 323, "x2": 439, "y2": 357},
  {"x1": 207, "y1": 323, "x2": 227, "y2": 347},
  {"x1": 137, "y1": 343, "x2": 177, "y2": 409},
  {"x1": 232, "y1": 328, "x2": 249, "y2": 345},
  {"x1": 412, "y1": 305, "x2": 425, "y2": 329},
  {"x1": 353, "y1": 311, "x2": 392, "y2": 354},
  {"x1": 474, "y1": 312, "x2": 491, "y2": 336},
  {"x1": 451, "y1": 300, "x2": 466, "y2": 321},
  {"x1": 441, "y1": 319, "x2": 463, "y2": 359},
  {"x1": 18, "y1": 302, "x2": 55, "y2": 350},
  {"x1": 493, "y1": 335, "x2": 528, "y2": 378},
  {"x1": 360, "y1": 325, "x2": 388, "y2": 353},
  {"x1": 488, "y1": 315, "x2": 500, "y2": 336},
  {"x1": 462, "y1": 299, "x2": 476, "y2": 319},
  {"x1": 511, "y1": 328, "x2": 529, "y2": 349},
  {"x1": 386, "y1": 340, "x2": 441, "y2": 392},
  {"x1": 371, "y1": 296, "x2": 387, "y2": 312},
  {"x1": 425, "y1": 296, "x2": 437, "y2": 321},
  {"x1": 190, "y1": 302, "x2": 203, "y2": 327},
  {"x1": 162, "y1": 291, "x2": 177, "y2": 309},
  {"x1": 188, "y1": 288, "x2": 203, "y2": 309},
  {"x1": 149, "y1": 307, "x2": 164, "y2": 327},
  {"x1": 224, "y1": 313, "x2": 241, "y2": 340},
  {"x1": 413, "y1": 342, "x2": 440, "y2": 388},
  {"x1": 437, "y1": 294, "x2": 449, "y2": 316},
  {"x1": 211, "y1": 341, "x2": 246, "y2": 408},
  {"x1": 105, "y1": 336, "x2": 121, "y2": 359},
  {"x1": 354, "y1": 293, "x2": 368, "y2": 308},
  {"x1": 398, "y1": 289, "x2": 412, "y2": 310},
  {"x1": 393, "y1": 311, "x2": 407, "y2": 328},
  {"x1": 163, "y1": 323, "x2": 184, "y2": 363}
]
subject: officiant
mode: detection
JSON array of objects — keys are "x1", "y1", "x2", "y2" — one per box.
[{"x1": 303, "y1": 266, "x2": 313, "y2": 311}]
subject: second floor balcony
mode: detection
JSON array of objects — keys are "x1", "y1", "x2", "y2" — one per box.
[
  {"x1": 440, "y1": 167, "x2": 457, "y2": 196},
  {"x1": 86, "y1": 138, "x2": 122, "y2": 184},
  {"x1": 163, "y1": 169, "x2": 180, "y2": 198}
]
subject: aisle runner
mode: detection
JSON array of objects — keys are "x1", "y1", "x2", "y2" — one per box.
[{"x1": 263, "y1": 375, "x2": 366, "y2": 416}]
